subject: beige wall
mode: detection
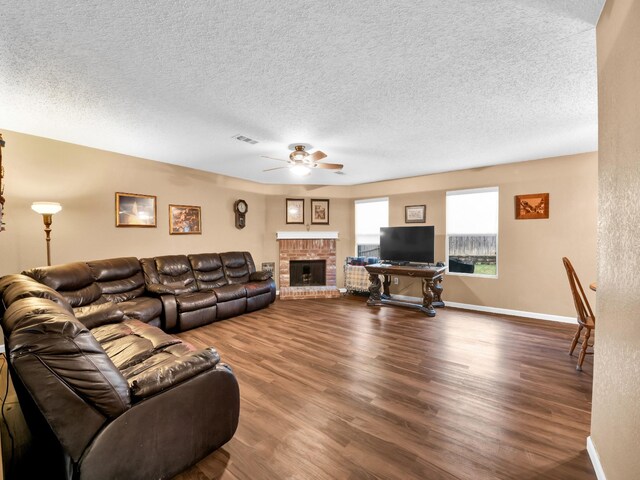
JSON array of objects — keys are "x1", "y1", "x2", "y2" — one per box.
[
  {"x1": 0, "y1": 130, "x2": 597, "y2": 320},
  {"x1": 350, "y1": 153, "x2": 598, "y2": 318},
  {"x1": 263, "y1": 195, "x2": 353, "y2": 287},
  {"x1": 593, "y1": 1, "x2": 640, "y2": 478},
  {"x1": 0, "y1": 130, "x2": 272, "y2": 274}
]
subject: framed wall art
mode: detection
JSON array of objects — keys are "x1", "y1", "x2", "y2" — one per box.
[
  {"x1": 115, "y1": 192, "x2": 157, "y2": 227},
  {"x1": 405, "y1": 204, "x2": 426, "y2": 223},
  {"x1": 261, "y1": 262, "x2": 275, "y2": 274},
  {"x1": 311, "y1": 199, "x2": 330, "y2": 225},
  {"x1": 515, "y1": 193, "x2": 549, "y2": 220},
  {"x1": 169, "y1": 204, "x2": 202, "y2": 234},
  {"x1": 286, "y1": 198, "x2": 305, "y2": 224}
]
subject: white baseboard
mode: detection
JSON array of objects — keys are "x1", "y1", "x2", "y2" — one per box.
[
  {"x1": 390, "y1": 295, "x2": 576, "y2": 324},
  {"x1": 587, "y1": 436, "x2": 606, "y2": 480}
]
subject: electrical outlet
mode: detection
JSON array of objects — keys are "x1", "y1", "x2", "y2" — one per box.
[{"x1": 393, "y1": 277, "x2": 399, "y2": 285}]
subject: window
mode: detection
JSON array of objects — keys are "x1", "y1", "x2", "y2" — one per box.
[
  {"x1": 446, "y1": 187, "x2": 498, "y2": 276},
  {"x1": 355, "y1": 198, "x2": 388, "y2": 258}
]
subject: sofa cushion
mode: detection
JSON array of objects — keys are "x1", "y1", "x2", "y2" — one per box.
[
  {"x1": 2, "y1": 277, "x2": 73, "y2": 312},
  {"x1": 74, "y1": 302, "x2": 125, "y2": 329},
  {"x1": 214, "y1": 284, "x2": 246, "y2": 302},
  {"x1": 5, "y1": 297, "x2": 131, "y2": 418},
  {"x1": 91, "y1": 318, "x2": 219, "y2": 399},
  {"x1": 154, "y1": 255, "x2": 198, "y2": 294},
  {"x1": 188, "y1": 253, "x2": 228, "y2": 290},
  {"x1": 24, "y1": 262, "x2": 103, "y2": 308},
  {"x1": 125, "y1": 347, "x2": 220, "y2": 399},
  {"x1": 88, "y1": 257, "x2": 146, "y2": 302},
  {"x1": 1, "y1": 296, "x2": 74, "y2": 335},
  {"x1": 96, "y1": 319, "x2": 181, "y2": 370},
  {"x1": 117, "y1": 296, "x2": 163, "y2": 323},
  {"x1": 176, "y1": 291, "x2": 217, "y2": 313},
  {"x1": 220, "y1": 252, "x2": 252, "y2": 284}
]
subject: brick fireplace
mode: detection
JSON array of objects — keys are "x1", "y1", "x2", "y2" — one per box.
[{"x1": 277, "y1": 232, "x2": 341, "y2": 300}]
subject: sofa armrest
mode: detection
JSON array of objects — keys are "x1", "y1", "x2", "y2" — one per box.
[
  {"x1": 129, "y1": 347, "x2": 220, "y2": 399},
  {"x1": 249, "y1": 270, "x2": 272, "y2": 282},
  {"x1": 77, "y1": 365, "x2": 239, "y2": 480},
  {"x1": 146, "y1": 284, "x2": 177, "y2": 296},
  {"x1": 156, "y1": 294, "x2": 177, "y2": 331}
]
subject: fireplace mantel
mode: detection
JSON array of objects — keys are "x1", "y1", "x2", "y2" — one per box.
[{"x1": 276, "y1": 231, "x2": 339, "y2": 240}]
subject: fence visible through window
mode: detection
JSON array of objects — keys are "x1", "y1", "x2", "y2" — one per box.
[{"x1": 448, "y1": 234, "x2": 497, "y2": 275}]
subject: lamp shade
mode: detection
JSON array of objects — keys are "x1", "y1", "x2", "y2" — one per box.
[{"x1": 31, "y1": 202, "x2": 62, "y2": 215}]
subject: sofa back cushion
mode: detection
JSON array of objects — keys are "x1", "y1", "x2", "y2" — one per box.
[
  {"x1": 3, "y1": 297, "x2": 131, "y2": 461},
  {"x1": 1, "y1": 275, "x2": 73, "y2": 313},
  {"x1": 88, "y1": 257, "x2": 146, "y2": 302},
  {"x1": 4, "y1": 297, "x2": 131, "y2": 416},
  {"x1": 150, "y1": 255, "x2": 198, "y2": 294},
  {"x1": 188, "y1": 253, "x2": 228, "y2": 290},
  {"x1": 24, "y1": 262, "x2": 102, "y2": 308},
  {"x1": 220, "y1": 252, "x2": 256, "y2": 285}
]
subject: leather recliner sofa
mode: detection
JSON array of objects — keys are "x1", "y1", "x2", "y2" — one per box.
[
  {"x1": 23, "y1": 251, "x2": 276, "y2": 332},
  {"x1": 0, "y1": 273, "x2": 240, "y2": 480},
  {"x1": 141, "y1": 252, "x2": 275, "y2": 331}
]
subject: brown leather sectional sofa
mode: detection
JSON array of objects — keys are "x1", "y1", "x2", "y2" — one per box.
[{"x1": 0, "y1": 251, "x2": 275, "y2": 479}]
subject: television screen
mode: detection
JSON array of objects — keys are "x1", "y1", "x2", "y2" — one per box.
[{"x1": 380, "y1": 226, "x2": 435, "y2": 264}]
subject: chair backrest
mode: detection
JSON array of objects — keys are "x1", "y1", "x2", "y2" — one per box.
[
  {"x1": 87, "y1": 257, "x2": 146, "y2": 302},
  {"x1": 562, "y1": 257, "x2": 595, "y2": 326},
  {"x1": 220, "y1": 252, "x2": 256, "y2": 285},
  {"x1": 141, "y1": 255, "x2": 198, "y2": 294},
  {"x1": 188, "y1": 253, "x2": 228, "y2": 290},
  {"x1": 24, "y1": 262, "x2": 103, "y2": 308}
]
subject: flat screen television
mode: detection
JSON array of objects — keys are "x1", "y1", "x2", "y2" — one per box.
[{"x1": 380, "y1": 226, "x2": 435, "y2": 264}]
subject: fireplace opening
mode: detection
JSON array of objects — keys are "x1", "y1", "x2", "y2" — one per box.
[{"x1": 290, "y1": 260, "x2": 326, "y2": 286}]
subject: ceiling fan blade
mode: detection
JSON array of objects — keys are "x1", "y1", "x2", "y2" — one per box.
[
  {"x1": 263, "y1": 166, "x2": 288, "y2": 172},
  {"x1": 307, "y1": 150, "x2": 327, "y2": 162},
  {"x1": 313, "y1": 162, "x2": 343, "y2": 170},
  {"x1": 261, "y1": 155, "x2": 289, "y2": 163}
]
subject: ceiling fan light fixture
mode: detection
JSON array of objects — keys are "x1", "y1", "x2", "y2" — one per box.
[
  {"x1": 290, "y1": 145, "x2": 308, "y2": 161},
  {"x1": 290, "y1": 164, "x2": 311, "y2": 176}
]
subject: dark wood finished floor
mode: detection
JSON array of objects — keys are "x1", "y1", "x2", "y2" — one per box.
[{"x1": 174, "y1": 296, "x2": 594, "y2": 480}]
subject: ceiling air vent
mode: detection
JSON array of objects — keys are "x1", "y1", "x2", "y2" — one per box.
[{"x1": 232, "y1": 134, "x2": 259, "y2": 145}]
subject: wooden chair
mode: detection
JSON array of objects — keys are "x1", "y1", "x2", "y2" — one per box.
[{"x1": 562, "y1": 257, "x2": 595, "y2": 371}]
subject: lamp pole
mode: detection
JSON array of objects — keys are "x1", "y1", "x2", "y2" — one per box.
[{"x1": 42, "y1": 213, "x2": 53, "y2": 266}]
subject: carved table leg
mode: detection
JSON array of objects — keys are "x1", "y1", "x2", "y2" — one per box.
[
  {"x1": 367, "y1": 273, "x2": 383, "y2": 306},
  {"x1": 382, "y1": 274, "x2": 391, "y2": 299},
  {"x1": 431, "y1": 276, "x2": 445, "y2": 308},
  {"x1": 421, "y1": 278, "x2": 436, "y2": 317}
]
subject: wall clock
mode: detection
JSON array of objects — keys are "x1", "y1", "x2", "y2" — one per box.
[{"x1": 234, "y1": 199, "x2": 248, "y2": 229}]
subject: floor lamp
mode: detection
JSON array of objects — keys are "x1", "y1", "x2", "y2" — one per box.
[{"x1": 31, "y1": 202, "x2": 62, "y2": 266}]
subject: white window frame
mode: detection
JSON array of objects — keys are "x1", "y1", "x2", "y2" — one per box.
[
  {"x1": 354, "y1": 197, "x2": 389, "y2": 257},
  {"x1": 445, "y1": 187, "x2": 499, "y2": 278}
]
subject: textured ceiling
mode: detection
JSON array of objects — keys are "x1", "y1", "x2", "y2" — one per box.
[{"x1": 0, "y1": 0, "x2": 604, "y2": 185}]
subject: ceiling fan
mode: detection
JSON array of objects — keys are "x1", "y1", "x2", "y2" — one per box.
[{"x1": 262, "y1": 144, "x2": 343, "y2": 176}]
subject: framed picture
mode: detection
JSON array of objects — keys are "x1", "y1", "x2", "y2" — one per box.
[
  {"x1": 515, "y1": 193, "x2": 549, "y2": 219},
  {"x1": 261, "y1": 262, "x2": 275, "y2": 274},
  {"x1": 311, "y1": 199, "x2": 330, "y2": 225},
  {"x1": 405, "y1": 204, "x2": 426, "y2": 223},
  {"x1": 169, "y1": 204, "x2": 202, "y2": 234},
  {"x1": 116, "y1": 192, "x2": 157, "y2": 227},
  {"x1": 286, "y1": 198, "x2": 305, "y2": 224}
]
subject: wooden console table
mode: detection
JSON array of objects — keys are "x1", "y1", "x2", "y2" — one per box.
[{"x1": 364, "y1": 263, "x2": 446, "y2": 317}]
